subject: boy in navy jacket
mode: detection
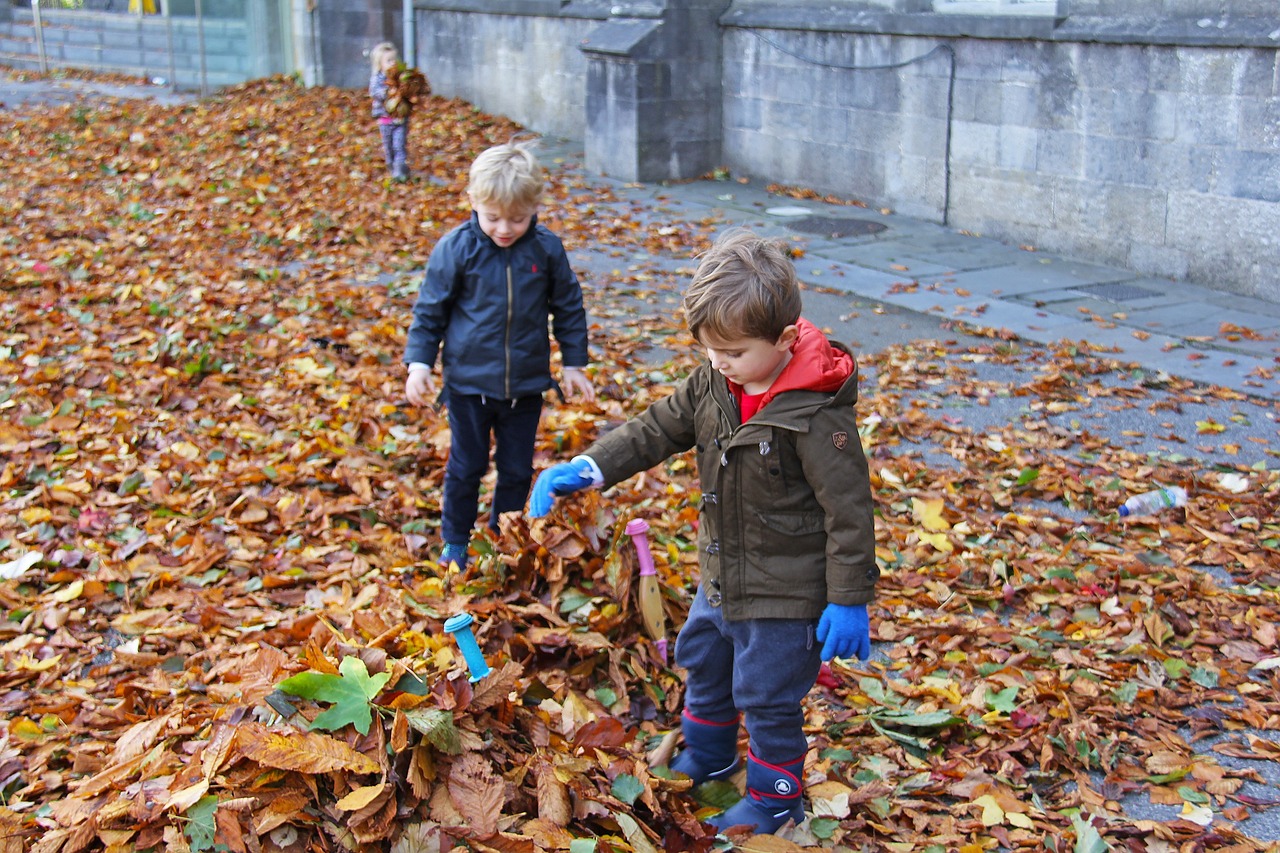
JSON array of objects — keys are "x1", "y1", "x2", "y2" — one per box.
[{"x1": 404, "y1": 141, "x2": 593, "y2": 567}]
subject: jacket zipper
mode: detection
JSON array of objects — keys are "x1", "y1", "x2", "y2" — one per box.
[{"x1": 503, "y1": 253, "x2": 513, "y2": 399}]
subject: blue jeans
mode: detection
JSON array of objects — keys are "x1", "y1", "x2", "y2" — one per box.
[
  {"x1": 441, "y1": 392, "x2": 543, "y2": 545},
  {"x1": 675, "y1": 584, "x2": 822, "y2": 763}
]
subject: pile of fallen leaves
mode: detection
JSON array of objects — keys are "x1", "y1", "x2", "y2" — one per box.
[
  {"x1": 384, "y1": 64, "x2": 430, "y2": 120},
  {"x1": 1, "y1": 74, "x2": 1278, "y2": 853}
]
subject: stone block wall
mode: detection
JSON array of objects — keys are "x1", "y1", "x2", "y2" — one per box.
[
  {"x1": 718, "y1": 10, "x2": 1278, "y2": 299},
  {"x1": 418, "y1": 5, "x2": 605, "y2": 140},
  {"x1": 315, "y1": 0, "x2": 402, "y2": 90},
  {"x1": 399, "y1": 0, "x2": 1278, "y2": 299}
]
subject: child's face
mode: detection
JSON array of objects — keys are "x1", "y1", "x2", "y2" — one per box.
[
  {"x1": 472, "y1": 199, "x2": 535, "y2": 248},
  {"x1": 380, "y1": 54, "x2": 397, "y2": 73},
  {"x1": 699, "y1": 327, "x2": 797, "y2": 392}
]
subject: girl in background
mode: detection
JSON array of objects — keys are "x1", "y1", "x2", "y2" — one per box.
[{"x1": 369, "y1": 42, "x2": 410, "y2": 181}]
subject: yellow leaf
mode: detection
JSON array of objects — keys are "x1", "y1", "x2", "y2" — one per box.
[
  {"x1": 19, "y1": 507, "x2": 52, "y2": 525},
  {"x1": 1195, "y1": 419, "x2": 1226, "y2": 434},
  {"x1": 912, "y1": 497, "x2": 950, "y2": 532},
  {"x1": 51, "y1": 580, "x2": 85, "y2": 603},
  {"x1": 164, "y1": 779, "x2": 210, "y2": 812},
  {"x1": 336, "y1": 783, "x2": 385, "y2": 811},
  {"x1": 169, "y1": 441, "x2": 201, "y2": 460},
  {"x1": 10, "y1": 718, "x2": 46, "y2": 740},
  {"x1": 919, "y1": 531, "x2": 954, "y2": 553},
  {"x1": 288, "y1": 356, "x2": 335, "y2": 380},
  {"x1": 973, "y1": 794, "x2": 1004, "y2": 826},
  {"x1": 11, "y1": 654, "x2": 62, "y2": 672}
]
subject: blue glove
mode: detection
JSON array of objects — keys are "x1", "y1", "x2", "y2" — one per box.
[
  {"x1": 528, "y1": 460, "x2": 595, "y2": 518},
  {"x1": 816, "y1": 603, "x2": 871, "y2": 661}
]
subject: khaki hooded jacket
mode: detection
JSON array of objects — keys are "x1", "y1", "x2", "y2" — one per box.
[{"x1": 586, "y1": 320, "x2": 879, "y2": 621}]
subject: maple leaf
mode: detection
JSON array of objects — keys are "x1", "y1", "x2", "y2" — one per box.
[{"x1": 276, "y1": 656, "x2": 392, "y2": 736}]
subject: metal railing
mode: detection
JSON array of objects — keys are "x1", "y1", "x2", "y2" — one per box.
[
  {"x1": 29, "y1": 1, "x2": 157, "y2": 11},
  {"x1": 23, "y1": 0, "x2": 212, "y2": 94}
]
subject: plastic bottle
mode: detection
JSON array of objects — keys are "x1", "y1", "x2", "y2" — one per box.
[{"x1": 1118, "y1": 486, "x2": 1188, "y2": 517}]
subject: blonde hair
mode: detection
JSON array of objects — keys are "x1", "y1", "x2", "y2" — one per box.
[
  {"x1": 683, "y1": 229, "x2": 801, "y2": 344},
  {"x1": 370, "y1": 41, "x2": 399, "y2": 72},
  {"x1": 468, "y1": 140, "x2": 543, "y2": 212}
]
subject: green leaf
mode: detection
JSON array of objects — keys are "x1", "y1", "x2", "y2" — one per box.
[
  {"x1": 1162, "y1": 658, "x2": 1188, "y2": 681},
  {"x1": 276, "y1": 656, "x2": 391, "y2": 736},
  {"x1": 1016, "y1": 467, "x2": 1039, "y2": 486},
  {"x1": 611, "y1": 773, "x2": 645, "y2": 806},
  {"x1": 402, "y1": 708, "x2": 462, "y2": 754},
  {"x1": 1190, "y1": 666, "x2": 1219, "y2": 688},
  {"x1": 184, "y1": 795, "x2": 219, "y2": 853},
  {"x1": 874, "y1": 709, "x2": 962, "y2": 730},
  {"x1": 1178, "y1": 786, "x2": 1209, "y2": 805},
  {"x1": 569, "y1": 841, "x2": 597, "y2": 853},
  {"x1": 810, "y1": 817, "x2": 839, "y2": 840},
  {"x1": 694, "y1": 779, "x2": 741, "y2": 810},
  {"x1": 594, "y1": 686, "x2": 618, "y2": 708},
  {"x1": 1111, "y1": 682, "x2": 1138, "y2": 705},
  {"x1": 986, "y1": 686, "x2": 1019, "y2": 714}
]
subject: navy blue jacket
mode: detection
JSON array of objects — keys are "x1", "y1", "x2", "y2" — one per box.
[{"x1": 403, "y1": 212, "x2": 590, "y2": 399}]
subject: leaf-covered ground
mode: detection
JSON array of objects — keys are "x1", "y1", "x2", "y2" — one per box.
[{"x1": 1, "y1": 74, "x2": 1278, "y2": 853}]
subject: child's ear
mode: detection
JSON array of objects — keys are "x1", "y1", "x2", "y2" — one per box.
[{"x1": 777, "y1": 324, "x2": 799, "y2": 349}]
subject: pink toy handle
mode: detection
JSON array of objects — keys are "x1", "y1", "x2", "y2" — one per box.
[{"x1": 625, "y1": 518, "x2": 657, "y2": 577}]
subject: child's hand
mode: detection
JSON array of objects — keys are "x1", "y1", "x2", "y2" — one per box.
[
  {"x1": 405, "y1": 368, "x2": 436, "y2": 407},
  {"x1": 561, "y1": 367, "x2": 594, "y2": 402},
  {"x1": 816, "y1": 603, "x2": 871, "y2": 661},
  {"x1": 528, "y1": 459, "x2": 596, "y2": 518}
]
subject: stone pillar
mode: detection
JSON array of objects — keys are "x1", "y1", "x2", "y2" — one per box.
[{"x1": 581, "y1": 0, "x2": 730, "y2": 182}]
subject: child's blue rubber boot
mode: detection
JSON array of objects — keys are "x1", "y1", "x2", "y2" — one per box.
[
  {"x1": 437, "y1": 542, "x2": 469, "y2": 569},
  {"x1": 709, "y1": 750, "x2": 805, "y2": 835},
  {"x1": 668, "y1": 711, "x2": 740, "y2": 785}
]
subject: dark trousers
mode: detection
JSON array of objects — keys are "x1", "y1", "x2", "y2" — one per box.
[
  {"x1": 675, "y1": 584, "x2": 822, "y2": 763},
  {"x1": 441, "y1": 392, "x2": 543, "y2": 546},
  {"x1": 379, "y1": 121, "x2": 408, "y2": 179}
]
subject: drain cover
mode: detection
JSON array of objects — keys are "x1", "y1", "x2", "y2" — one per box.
[
  {"x1": 1075, "y1": 282, "x2": 1158, "y2": 302},
  {"x1": 785, "y1": 216, "x2": 887, "y2": 238}
]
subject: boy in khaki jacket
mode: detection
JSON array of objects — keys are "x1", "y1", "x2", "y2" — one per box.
[{"x1": 529, "y1": 230, "x2": 878, "y2": 835}]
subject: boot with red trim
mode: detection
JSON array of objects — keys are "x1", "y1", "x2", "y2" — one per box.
[
  {"x1": 708, "y1": 750, "x2": 805, "y2": 834},
  {"x1": 667, "y1": 711, "x2": 740, "y2": 786}
]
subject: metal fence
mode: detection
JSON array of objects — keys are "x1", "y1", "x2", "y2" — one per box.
[
  {"x1": 15, "y1": 0, "x2": 224, "y2": 94},
  {"x1": 29, "y1": 1, "x2": 158, "y2": 11}
]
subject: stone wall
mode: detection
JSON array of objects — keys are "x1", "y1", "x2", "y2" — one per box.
[
  {"x1": 405, "y1": 0, "x2": 1280, "y2": 298},
  {"x1": 716, "y1": 6, "x2": 1279, "y2": 298},
  {"x1": 316, "y1": 0, "x2": 402, "y2": 90},
  {"x1": 417, "y1": 3, "x2": 605, "y2": 140}
]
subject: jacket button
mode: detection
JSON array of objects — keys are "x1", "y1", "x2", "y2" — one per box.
[
  {"x1": 707, "y1": 590, "x2": 722, "y2": 607},
  {"x1": 721, "y1": 453, "x2": 728, "y2": 467},
  {"x1": 707, "y1": 541, "x2": 720, "y2": 555}
]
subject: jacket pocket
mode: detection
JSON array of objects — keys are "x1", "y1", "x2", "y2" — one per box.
[{"x1": 746, "y1": 510, "x2": 827, "y2": 589}]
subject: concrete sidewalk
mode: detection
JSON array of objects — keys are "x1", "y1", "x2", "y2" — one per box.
[{"x1": 538, "y1": 137, "x2": 1280, "y2": 405}]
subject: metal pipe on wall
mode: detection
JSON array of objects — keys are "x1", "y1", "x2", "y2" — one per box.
[
  {"x1": 403, "y1": 0, "x2": 414, "y2": 65},
  {"x1": 195, "y1": 0, "x2": 208, "y2": 96},
  {"x1": 30, "y1": 0, "x2": 46, "y2": 74}
]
